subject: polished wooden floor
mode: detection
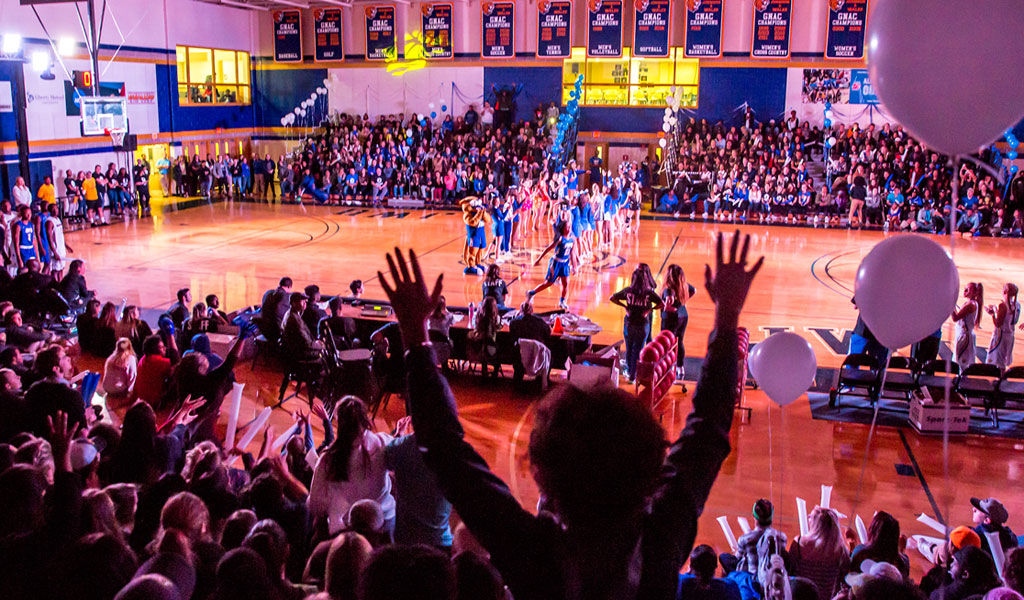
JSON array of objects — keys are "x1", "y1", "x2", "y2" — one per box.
[{"x1": 76, "y1": 200, "x2": 1024, "y2": 578}]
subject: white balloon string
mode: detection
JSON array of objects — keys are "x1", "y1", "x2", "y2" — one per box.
[
  {"x1": 780, "y1": 406, "x2": 786, "y2": 531},
  {"x1": 768, "y1": 402, "x2": 774, "y2": 508},
  {"x1": 851, "y1": 349, "x2": 892, "y2": 519},
  {"x1": 942, "y1": 155, "x2": 960, "y2": 536}
]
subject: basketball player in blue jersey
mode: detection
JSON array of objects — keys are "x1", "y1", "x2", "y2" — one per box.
[
  {"x1": 13, "y1": 206, "x2": 38, "y2": 271},
  {"x1": 35, "y1": 209, "x2": 51, "y2": 273},
  {"x1": 527, "y1": 221, "x2": 574, "y2": 312}
]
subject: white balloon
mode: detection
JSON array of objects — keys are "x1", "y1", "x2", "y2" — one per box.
[
  {"x1": 429, "y1": 102, "x2": 435, "y2": 109},
  {"x1": 280, "y1": 117, "x2": 287, "y2": 126},
  {"x1": 664, "y1": 107, "x2": 672, "y2": 117},
  {"x1": 669, "y1": 117, "x2": 677, "y2": 126},
  {"x1": 828, "y1": 136, "x2": 837, "y2": 147},
  {"x1": 658, "y1": 138, "x2": 667, "y2": 148},
  {"x1": 293, "y1": 108, "x2": 301, "y2": 115},
  {"x1": 748, "y1": 332, "x2": 818, "y2": 407},
  {"x1": 854, "y1": 234, "x2": 960, "y2": 349},
  {"x1": 322, "y1": 78, "x2": 330, "y2": 86},
  {"x1": 310, "y1": 93, "x2": 317, "y2": 101},
  {"x1": 868, "y1": 0, "x2": 1024, "y2": 156},
  {"x1": 300, "y1": 109, "x2": 306, "y2": 117},
  {"x1": 662, "y1": 123, "x2": 670, "y2": 132}
]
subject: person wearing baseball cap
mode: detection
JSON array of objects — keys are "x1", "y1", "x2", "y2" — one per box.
[
  {"x1": 918, "y1": 526, "x2": 983, "y2": 595},
  {"x1": 972, "y1": 497, "x2": 1019, "y2": 557}
]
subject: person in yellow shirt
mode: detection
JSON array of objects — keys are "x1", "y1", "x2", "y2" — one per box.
[
  {"x1": 37, "y1": 176, "x2": 56, "y2": 208},
  {"x1": 82, "y1": 172, "x2": 100, "y2": 225}
]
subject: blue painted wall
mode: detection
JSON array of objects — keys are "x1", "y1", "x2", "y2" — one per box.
[
  {"x1": 696, "y1": 67, "x2": 787, "y2": 126},
  {"x1": 155, "y1": 63, "x2": 257, "y2": 133},
  {"x1": 252, "y1": 67, "x2": 328, "y2": 129},
  {"x1": 482, "y1": 66, "x2": 562, "y2": 120}
]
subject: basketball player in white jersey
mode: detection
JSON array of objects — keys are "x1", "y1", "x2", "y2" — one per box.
[{"x1": 44, "y1": 203, "x2": 72, "y2": 280}]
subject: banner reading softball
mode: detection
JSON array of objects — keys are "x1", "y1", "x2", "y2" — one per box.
[
  {"x1": 538, "y1": 0, "x2": 572, "y2": 57},
  {"x1": 273, "y1": 10, "x2": 302, "y2": 63},
  {"x1": 587, "y1": 0, "x2": 623, "y2": 57},
  {"x1": 422, "y1": 3, "x2": 453, "y2": 59},
  {"x1": 825, "y1": 0, "x2": 867, "y2": 60},
  {"x1": 751, "y1": 0, "x2": 791, "y2": 58},
  {"x1": 482, "y1": 1, "x2": 515, "y2": 58},
  {"x1": 684, "y1": 0, "x2": 723, "y2": 58},
  {"x1": 365, "y1": 5, "x2": 397, "y2": 61},
  {"x1": 314, "y1": 8, "x2": 343, "y2": 62},
  {"x1": 633, "y1": 0, "x2": 671, "y2": 57}
]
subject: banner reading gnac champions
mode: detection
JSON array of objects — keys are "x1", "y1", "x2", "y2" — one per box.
[
  {"x1": 482, "y1": 1, "x2": 516, "y2": 58},
  {"x1": 684, "y1": 0, "x2": 723, "y2": 58},
  {"x1": 633, "y1": 0, "x2": 671, "y2": 58},
  {"x1": 751, "y1": 0, "x2": 791, "y2": 59},
  {"x1": 538, "y1": 0, "x2": 572, "y2": 58},
  {"x1": 422, "y1": 3, "x2": 454, "y2": 59},
  {"x1": 825, "y1": 0, "x2": 868, "y2": 60},
  {"x1": 587, "y1": 0, "x2": 623, "y2": 57},
  {"x1": 365, "y1": 5, "x2": 397, "y2": 61}
]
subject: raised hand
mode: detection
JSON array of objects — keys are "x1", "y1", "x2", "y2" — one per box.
[
  {"x1": 703, "y1": 230, "x2": 764, "y2": 322},
  {"x1": 378, "y1": 247, "x2": 443, "y2": 347},
  {"x1": 47, "y1": 411, "x2": 81, "y2": 473},
  {"x1": 310, "y1": 399, "x2": 330, "y2": 423}
]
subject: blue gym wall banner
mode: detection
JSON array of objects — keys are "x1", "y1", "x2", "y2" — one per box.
[
  {"x1": 314, "y1": 8, "x2": 344, "y2": 62},
  {"x1": 586, "y1": 0, "x2": 623, "y2": 57},
  {"x1": 750, "y1": 0, "x2": 791, "y2": 58},
  {"x1": 273, "y1": 10, "x2": 302, "y2": 63},
  {"x1": 422, "y1": 3, "x2": 454, "y2": 59},
  {"x1": 684, "y1": 0, "x2": 722, "y2": 58},
  {"x1": 537, "y1": 0, "x2": 572, "y2": 57},
  {"x1": 482, "y1": 1, "x2": 516, "y2": 58},
  {"x1": 365, "y1": 5, "x2": 397, "y2": 61},
  {"x1": 633, "y1": 0, "x2": 671, "y2": 58},
  {"x1": 825, "y1": 0, "x2": 867, "y2": 60}
]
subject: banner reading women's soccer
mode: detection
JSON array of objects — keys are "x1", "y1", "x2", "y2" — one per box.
[
  {"x1": 750, "y1": 0, "x2": 791, "y2": 59},
  {"x1": 586, "y1": 0, "x2": 623, "y2": 57},
  {"x1": 314, "y1": 8, "x2": 343, "y2": 62},
  {"x1": 482, "y1": 1, "x2": 516, "y2": 58},
  {"x1": 273, "y1": 10, "x2": 302, "y2": 63},
  {"x1": 365, "y1": 5, "x2": 397, "y2": 61},
  {"x1": 825, "y1": 0, "x2": 867, "y2": 60},
  {"x1": 537, "y1": 0, "x2": 572, "y2": 57},
  {"x1": 422, "y1": 3, "x2": 453, "y2": 59},
  {"x1": 633, "y1": 0, "x2": 671, "y2": 57},
  {"x1": 683, "y1": 0, "x2": 722, "y2": 58}
]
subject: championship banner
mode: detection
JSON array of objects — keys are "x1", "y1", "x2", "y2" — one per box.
[
  {"x1": 633, "y1": 0, "x2": 671, "y2": 58},
  {"x1": 273, "y1": 10, "x2": 302, "y2": 63},
  {"x1": 365, "y1": 5, "x2": 397, "y2": 61},
  {"x1": 750, "y1": 0, "x2": 791, "y2": 59},
  {"x1": 825, "y1": 0, "x2": 867, "y2": 60},
  {"x1": 586, "y1": 0, "x2": 623, "y2": 57},
  {"x1": 683, "y1": 0, "x2": 723, "y2": 58},
  {"x1": 537, "y1": 0, "x2": 572, "y2": 58},
  {"x1": 482, "y1": 1, "x2": 516, "y2": 58},
  {"x1": 422, "y1": 3, "x2": 454, "y2": 59},
  {"x1": 313, "y1": 8, "x2": 343, "y2": 62}
]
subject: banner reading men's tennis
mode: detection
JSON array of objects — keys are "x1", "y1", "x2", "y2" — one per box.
[{"x1": 538, "y1": 0, "x2": 572, "y2": 58}]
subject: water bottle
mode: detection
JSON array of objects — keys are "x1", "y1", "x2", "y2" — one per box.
[{"x1": 468, "y1": 302, "x2": 476, "y2": 325}]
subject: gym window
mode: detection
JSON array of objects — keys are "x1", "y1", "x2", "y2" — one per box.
[
  {"x1": 176, "y1": 46, "x2": 251, "y2": 106},
  {"x1": 562, "y1": 48, "x2": 699, "y2": 108}
]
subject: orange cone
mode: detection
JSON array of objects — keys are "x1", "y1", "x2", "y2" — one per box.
[{"x1": 552, "y1": 317, "x2": 564, "y2": 335}]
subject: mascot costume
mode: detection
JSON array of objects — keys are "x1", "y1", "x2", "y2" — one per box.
[{"x1": 461, "y1": 196, "x2": 490, "y2": 275}]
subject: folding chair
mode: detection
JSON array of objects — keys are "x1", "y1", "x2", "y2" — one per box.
[
  {"x1": 993, "y1": 366, "x2": 1024, "y2": 428},
  {"x1": 918, "y1": 359, "x2": 960, "y2": 391},
  {"x1": 955, "y1": 363, "x2": 1002, "y2": 425},
  {"x1": 829, "y1": 353, "x2": 881, "y2": 408},
  {"x1": 879, "y1": 356, "x2": 919, "y2": 403}
]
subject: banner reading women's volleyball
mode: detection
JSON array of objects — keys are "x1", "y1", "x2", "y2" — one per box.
[
  {"x1": 482, "y1": 1, "x2": 516, "y2": 58},
  {"x1": 750, "y1": 0, "x2": 791, "y2": 59},
  {"x1": 538, "y1": 0, "x2": 573, "y2": 57},
  {"x1": 825, "y1": 0, "x2": 867, "y2": 59},
  {"x1": 587, "y1": 0, "x2": 623, "y2": 57},
  {"x1": 684, "y1": 0, "x2": 723, "y2": 58},
  {"x1": 633, "y1": 0, "x2": 671, "y2": 57},
  {"x1": 314, "y1": 8, "x2": 343, "y2": 62},
  {"x1": 422, "y1": 3, "x2": 454, "y2": 59},
  {"x1": 365, "y1": 5, "x2": 397, "y2": 61},
  {"x1": 273, "y1": 10, "x2": 302, "y2": 63}
]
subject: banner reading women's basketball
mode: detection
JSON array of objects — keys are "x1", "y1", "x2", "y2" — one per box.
[
  {"x1": 633, "y1": 0, "x2": 671, "y2": 57},
  {"x1": 365, "y1": 5, "x2": 397, "y2": 61},
  {"x1": 422, "y1": 3, "x2": 454, "y2": 59},
  {"x1": 750, "y1": 0, "x2": 792, "y2": 58},
  {"x1": 537, "y1": 0, "x2": 572, "y2": 57},
  {"x1": 313, "y1": 8, "x2": 343, "y2": 62},
  {"x1": 273, "y1": 10, "x2": 302, "y2": 63},
  {"x1": 587, "y1": 0, "x2": 623, "y2": 57},
  {"x1": 684, "y1": 0, "x2": 723, "y2": 58},
  {"x1": 482, "y1": 1, "x2": 516, "y2": 58},
  {"x1": 825, "y1": 0, "x2": 867, "y2": 59}
]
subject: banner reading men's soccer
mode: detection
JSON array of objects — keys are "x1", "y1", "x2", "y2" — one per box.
[
  {"x1": 825, "y1": 0, "x2": 867, "y2": 60},
  {"x1": 586, "y1": 0, "x2": 623, "y2": 57},
  {"x1": 314, "y1": 8, "x2": 343, "y2": 62},
  {"x1": 482, "y1": 1, "x2": 515, "y2": 58},
  {"x1": 633, "y1": 0, "x2": 671, "y2": 57},
  {"x1": 422, "y1": 3, "x2": 453, "y2": 59},
  {"x1": 683, "y1": 0, "x2": 723, "y2": 58},
  {"x1": 365, "y1": 5, "x2": 397, "y2": 61},
  {"x1": 750, "y1": 0, "x2": 791, "y2": 59},
  {"x1": 273, "y1": 10, "x2": 302, "y2": 63},
  {"x1": 537, "y1": 0, "x2": 572, "y2": 58}
]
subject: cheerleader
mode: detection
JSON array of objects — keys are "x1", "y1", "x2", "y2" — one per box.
[
  {"x1": 627, "y1": 181, "x2": 642, "y2": 234},
  {"x1": 527, "y1": 220, "x2": 574, "y2": 311},
  {"x1": 952, "y1": 282, "x2": 982, "y2": 371},
  {"x1": 986, "y1": 283, "x2": 1020, "y2": 370}
]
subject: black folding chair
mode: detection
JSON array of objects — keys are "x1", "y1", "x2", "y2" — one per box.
[
  {"x1": 993, "y1": 366, "x2": 1024, "y2": 428},
  {"x1": 956, "y1": 363, "x2": 1002, "y2": 425},
  {"x1": 918, "y1": 359, "x2": 960, "y2": 391},
  {"x1": 879, "y1": 356, "x2": 919, "y2": 403},
  {"x1": 830, "y1": 353, "x2": 881, "y2": 408}
]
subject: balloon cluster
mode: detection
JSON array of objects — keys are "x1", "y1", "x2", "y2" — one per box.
[
  {"x1": 659, "y1": 86, "x2": 686, "y2": 149},
  {"x1": 550, "y1": 74, "x2": 584, "y2": 158},
  {"x1": 1006, "y1": 128, "x2": 1020, "y2": 175},
  {"x1": 279, "y1": 79, "x2": 331, "y2": 127}
]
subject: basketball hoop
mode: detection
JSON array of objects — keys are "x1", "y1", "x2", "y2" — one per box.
[{"x1": 107, "y1": 128, "x2": 126, "y2": 149}]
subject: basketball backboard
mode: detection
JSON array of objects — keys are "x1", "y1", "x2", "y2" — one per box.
[{"x1": 81, "y1": 96, "x2": 127, "y2": 136}]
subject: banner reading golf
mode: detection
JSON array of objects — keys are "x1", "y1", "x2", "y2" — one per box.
[
  {"x1": 314, "y1": 8, "x2": 343, "y2": 62},
  {"x1": 273, "y1": 10, "x2": 302, "y2": 63},
  {"x1": 633, "y1": 0, "x2": 671, "y2": 57},
  {"x1": 825, "y1": 0, "x2": 867, "y2": 60},
  {"x1": 684, "y1": 0, "x2": 723, "y2": 58},
  {"x1": 482, "y1": 1, "x2": 516, "y2": 58},
  {"x1": 422, "y1": 3, "x2": 453, "y2": 59},
  {"x1": 750, "y1": 0, "x2": 791, "y2": 58},
  {"x1": 365, "y1": 5, "x2": 397, "y2": 61},
  {"x1": 586, "y1": 0, "x2": 623, "y2": 57},
  {"x1": 537, "y1": 0, "x2": 572, "y2": 57}
]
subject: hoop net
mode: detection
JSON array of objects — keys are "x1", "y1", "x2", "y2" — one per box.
[{"x1": 106, "y1": 128, "x2": 126, "y2": 149}]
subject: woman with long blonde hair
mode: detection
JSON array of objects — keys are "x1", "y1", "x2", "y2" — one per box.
[
  {"x1": 788, "y1": 507, "x2": 849, "y2": 600},
  {"x1": 660, "y1": 264, "x2": 696, "y2": 389},
  {"x1": 102, "y1": 337, "x2": 137, "y2": 399}
]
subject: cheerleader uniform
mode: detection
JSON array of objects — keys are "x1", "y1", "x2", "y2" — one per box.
[
  {"x1": 986, "y1": 300, "x2": 1021, "y2": 370},
  {"x1": 545, "y1": 234, "x2": 574, "y2": 283},
  {"x1": 955, "y1": 302, "x2": 978, "y2": 371}
]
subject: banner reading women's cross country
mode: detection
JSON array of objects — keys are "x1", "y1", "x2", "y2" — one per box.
[
  {"x1": 683, "y1": 0, "x2": 723, "y2": 58},
  {"x1": 537, "y1": 0, "x2": 572, "y2": 58},
  {"x1": 273, "y1": 10, "x2": 302, "y2": 63},
  {"x1": 482, "y1": 1, "x2": 516, "y2": 58},
  {"x1": 825, "y1": 0, "x2": 868, "y2": 60},
  {"x1": 422, "y1": 3, "x2": 453, "y2": 59},
  {"x1": 314, "y1": 8, "x2": 343, "y2": 62},
  {"x1": 586, "y1": 0, "x2": 623, "y2": 57},
  {"x1": 750, "y1": 0, "x2": 792, "y2": 58},
  {"x1": 633, "y1": 0, "x2": 671, "y2": 58},
  {"x1": 365, "y1": 5, "x2": 397, "y2": 61}
]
